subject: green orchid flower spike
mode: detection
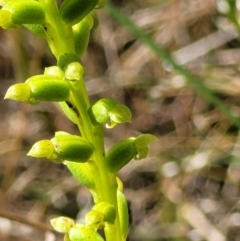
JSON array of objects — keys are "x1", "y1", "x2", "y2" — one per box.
[{"x1": 1, "y1": 0, "x2": 157, "y2": 241}]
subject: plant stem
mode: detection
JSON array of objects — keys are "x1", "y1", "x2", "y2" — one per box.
[
  {"x1": 69, "y1": 79, "x2": 123, "y2": 241},
  {"x1": 42, "y1": 0, "x2": 75, "y2": 57},
  {"x1": 43, "y1": 1, "x2": 125, "y2": 240}
]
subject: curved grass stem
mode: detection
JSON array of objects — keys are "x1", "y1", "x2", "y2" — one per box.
[{"x1": 106, "y1": 2, "x2": 240, "y2": 129}]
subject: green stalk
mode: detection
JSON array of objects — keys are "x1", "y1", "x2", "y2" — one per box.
[
  {"x1": 42, "y1": 1, "x2": 124, "y2": 240},
  {"x1": 69, "y1": 77, "x2": 123, "y2": 241},
  {"x1": 41, "y1": 0, "x2": 75, "y2": 57}
]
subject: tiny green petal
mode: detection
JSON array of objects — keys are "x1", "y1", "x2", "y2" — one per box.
[
  {"x1": 92, "y1": 202, "x2": 116, "y2": 223},
  {"x1": 27, "y1": 140, "x2": 55, "y2": 159},
  {"x1": 134, "y1": 134, "x2": 157, "y2": 159},
  {"x1": 50, "y1": 216, "x2": 75, "y2": 233},
  {"x1": 107, "y1": 103, "x2": 132, "y2": 128},
  {"x1": 54, "y1": 131, "x2": 72, "y2": 137},
  {"x1": 44, "y1": 66, "x2": 64, "y2": 78},
  {"x1": 65, "y1": 62, "x2": 85, "y2": 81},
  {"x1": 85, "y1": 210, "x2": 104, "y2": 229},
  {"x1": 134, "y1": 134, "x2": 158, "y2": 147},
  {"x1": 0, "y1": 9, "x2": 16, "y2": 29},
  {"x1": 4, "y1": 83, "x2": 31, "y2": 102}
]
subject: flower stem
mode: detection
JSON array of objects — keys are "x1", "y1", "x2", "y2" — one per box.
[{"x1": 42, "y1": 1, "x2": 125, "y2": 240}]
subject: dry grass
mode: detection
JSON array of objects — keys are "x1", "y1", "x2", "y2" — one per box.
[{"x1": 1, "y1": 0, "x2": 240, "y2": 240}]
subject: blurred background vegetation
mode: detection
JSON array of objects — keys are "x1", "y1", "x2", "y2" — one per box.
[{"x1": 2, "y1": 0, "x2": 240, "y2": 240}]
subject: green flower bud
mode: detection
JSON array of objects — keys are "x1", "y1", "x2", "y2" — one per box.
[
  {"x1": 65, "y1": 161, "x2": 95, "y2": 189},
  {"x1": 26, "y1": 75, "x2": 70, "y2": 103},
  {"x1": 89, "y1": 98, "x2": 132, "y2": 128},
  {"x1": 59, "y1": 0, "x2": 98, "y2": 25},
  {"x1": 117, "y1": 191, "x2": 129, "y2": 238},
  {"x1": 106, "y1": 134, "x2": 157, "y2": 173},
  {"x1": 65, "y1": 62, "x2": 85, "y2": 81},
  {"x1": 50, "y1": 216, "x2": 75, "y2": 233},
  {"x1": 106, "y1": 138, "x2": 137, "y2": 174},
  {"x1": 92, "y1": 202, "x2": 116, "y2": 223},
  {"x1": 4, "y1": 83, "x2": 31, "y2": 103},
  {"x1": 68, "y1": 224, "x2": 104, "y2": 241},
  {"x1": 6, "y1": 0, "x2": 45, "y2": 24},
  {"x1": 27, "y1": 140, "x2": 56, "y2": 160},
  {"x1": 73, "y1": 16, "x2": 93, "y2": 57},
  {"x1": 51, "y1": 134, "x2": 95, "y2": 162},
  {"x1": 28, "y1": 132, "x2": 95, "y2": 164},
  {"x1": 85, "y1": 210, "x2": 104, "y2": 229}
]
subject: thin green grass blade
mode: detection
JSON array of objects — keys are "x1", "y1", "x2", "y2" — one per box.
[{"x1": 106, "y1": 2, "x2": 240, "y2": 129}]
